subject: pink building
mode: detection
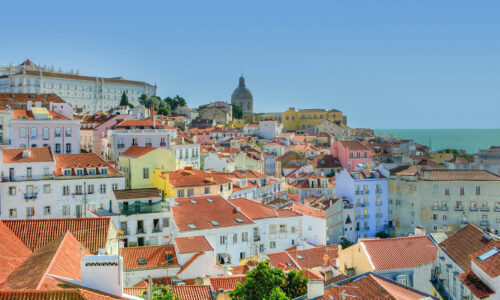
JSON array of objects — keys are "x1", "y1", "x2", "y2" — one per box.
[
  {"x1": 79, "y1": 114, "x2": 131, "y2": 156},
  {"x1": 331, "y1": 140, "x2": 372, "y2": 171}
]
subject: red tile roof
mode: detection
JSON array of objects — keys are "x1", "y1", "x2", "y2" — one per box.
[
  {"x1": 12, "y1": 109, "x2": 69, "y2": 120},
  {"x1": 469, "y1": 240, "x2": 500, "y2": 278},
  {"x1": 439, "y1": 224, "x2": 498, "y2": 271},
  {"x1": 3, "y1": 218, "x2": 112, "y2": 254},
  {"x1": 230, "y1": 265, "x2": 250, "y2": 275},
  {"x1": 165, "y1": 168, "x2": 231, "y2": 187},
  {"x1": 2, "y1": 147, "x2": 54, "y2": 163},
  {"x1": 227, "y1": 198, "x2": 301, "y2": 220},
  {"x1": 0, "y1": 221, "x2": 32, "y2": 284},
  {"x1": 0, "y1": 290, "x2": 120, "y2": 300},
  {"x1": 120, "y1": 146, "x2": 157, "y2": 158},
  {"x1": 209, "y1": 276, "x2": 245, "y2": 291},
  {"x1": 171, "y1": 285, "x2": 212, "y2": 300},
  {"x1": 0, "y1": 232, "x2": 88, "y2": 290},
  {"x1": 266, "y1": 252, "x2": 300, "y2": 271},
  {"x1": 120, "y1": 245, "x2": 177, "y2": 270},
  {"x1": 361, "y1": 236, "x2": 437, "y2": 270},
  {"x1": 173, "y1": 236, "x2": 213, "y2": 254},
  {"x1": 287, "y1": 245, "x2": 338, "y2": 269},
  {"x1": 337, "y1": 140, "x2": 371, "y2": 152},
  {"x1": 54, "y1": 153, "x2": 120, "y2": 176},
  {"x1": 282, "y1": 203, "x2": 325, "y2": 219},
  {"x1": 115, "y1": 119, "x2": 173, "y2": 129},
  {"x1": 0, "y1": 93, "x2": 66, "y2": 104},
  {"x1": 172, "y1": 195, "x2": 254, "y2": 232},
  {"x1": 419, "y1": 170, "x2": 500, "y2": 181},
  {"x1": 457, "y1": 271, "x2": 494, "y2": 298}
]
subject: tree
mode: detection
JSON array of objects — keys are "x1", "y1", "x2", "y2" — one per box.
[
  {"x1": 269, "y1": 287, "x2": 290, "y2": 300},
  {"x1": 120, "y1": 92, "x2": 129, "y2": 107},
  {"x1": 375, "y1": 231, "x2": 389, "y2": 238},
  {"x1": 232, "y1": 104, "x2": 243, "y2": 119},
  {"x1": 229, "y1": 261, "x2": 308, "y2": 300},
  {"x1": 143, "y1": 285, "x2": 180, "y2": 300},
  {"x1": 158, "y1": 107, "x2": 169, "y2": 116},
  {"x1": 340, "y1": 237, "x2": 354, "y2": 249},
  {"x1": 139, "y1": 94, "x2": 148, "y2": 105}
]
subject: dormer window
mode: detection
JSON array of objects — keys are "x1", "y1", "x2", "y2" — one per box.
[
  {"x1": 63, "y1": 169, "x2": 72, "y2": 176},
  {"x1": 75, "y1": 169, "x2": 84, "y2": 176},
  {"x1": 100, "y1": 167, "x2": 108, "y2": 175},
  {"x1": 87, "y1": 168, "x2": 96, "y2": 175}
]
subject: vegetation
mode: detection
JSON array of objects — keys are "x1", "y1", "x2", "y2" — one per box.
[
  {"x1": 119, "y1": 92, "x2": 133, "y2": 108},
  {"x1": 138, "y1": 94, "x2": 187, "y2": 116},
  {"x1": 230, "y1": 261, "x2": 309, "y2": 300},
  {"x1": 437, "y1": 148, "x2": 473, "y2": 159},
  {"x1": 143, "y1": 285, "x2": 180, "y2": 300},
  {"x1": 232, "y1": 103, "x2": 243, "y2": 119},
  {"x1": 375, "y1": 231, "x2": 389, "y2": 238},
  {"x1": 339, "y1": 237, "x2": 354, "y2": 249}
]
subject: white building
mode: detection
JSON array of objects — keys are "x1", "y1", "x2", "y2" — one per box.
[
  {"x1": 0, "y1": 60, "x2": 157, "y2": 113},
  {"x1": 258, "y1": 120, "x2": 282, "y2": 140}
]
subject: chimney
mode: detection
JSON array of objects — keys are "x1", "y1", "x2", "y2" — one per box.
[
  {"x1": 414, "y1": 226, "x2": 426, "y2": 236},
  {"x1": 150, "y1": 106, "x2": 156, "y2": 128},
  {"x1": 80, "y1": 255, "x2": 123, "y2": 297}
]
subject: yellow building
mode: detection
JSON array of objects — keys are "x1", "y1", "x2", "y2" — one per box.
[
  {"x1": 282, "y1": 108, "x2": 343, "y2": 132},
  {"x1": 429, "y1": 152, "x2": 454, "y2": 164},
  {"x1": 253, "y1": 112, "x2": 282, "y2": 123},
  {"x1": 119, "y1": 146, "x2": 177, "y2": 189},
  {"x1": 152, "y1": 167, "x2": 233, "y2": 199},
  {"x1": 231, "y1": 118, "x2": 246, "y2": 129}
]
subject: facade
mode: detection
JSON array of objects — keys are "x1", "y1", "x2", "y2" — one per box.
[
  {"x1": 79, "y1": 113, "x2": 131, "y2": 155},
  {"x1": 282, "y1": 107, "x2": 343, "y2": 132},
  {"x1": 230, "y1": 76, "x2": 253, "y2": 115},
  {"x1": 331, "y1": 140, "x2": 373, "y2": 171},
  {"x1": 314, "y1": 119, "x2": 349, "y2": 140},
  {"x1": 288, "y1": 174, "x2": 335, "y2": 203},
  {"x1": 171, "y1": 137, "x2": 201, "y2": 169},
  {"x1": 258, "y1": 120, "x2": 282, "y2": 139},
  {"x1": 335, "y1": 169, "x2": 389, "y2": 241},
  {"x1": 199, "y1": 102, "x2": 232, "y2": 125},
  {"x1": 475, "y1": 146, "x2": 500, "y2": 175},
  {"x1": 325, "y1": 198, "x2": 355, "y2": 244},
  {"x1": 0, "y1": 60, "x2": 157, "y2": 113},
  {"x1": 389, "y1": 168, "x2": 500, "y2": 237}
]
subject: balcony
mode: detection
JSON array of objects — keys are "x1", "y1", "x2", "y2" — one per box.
[
  {"x1": 376, "y1": 189, "x2": 382, "y2": 194},
  {"x1": 3, "y1": 175, "x2": 54, "y2": 182},
  {"x1": 480, "y1": 220, "x2": 490, "y2": 226},
  {"x1": 253, "y1": 234, "x2": 261, "y2": 242},
  {"x1": 441, "y1": 206, "x2": 448, "y2": 211},
  {"x1": 117, "y1": 144, "x2": 125, "y2": 149},
  {"x1": 376, "y1": 214, "x2": 382, "y2": 218},
  {"x1": 430, "y1": 279, "x2": 451, "y2": 300},
  {"x1": 152, "y1": 226, "x2": 162, "y2": 233},
  {"x1": 355, "y1": 203, "x2": 364, "y2": 207},
  {"x1": 364, "y1": 226, "x2": 370, "y2": 230},
  {"x1": 455, "y1": 206, "x2": 463, "y2": 211},
  {"x1": 160, "y1": 142, "x2": 167, "y2": 147},
  {"x1": 355, "y1": 190, "x2": 361, "y2": 195},
  {"x1": 432, "y1": 206, "x2": 440, "y2": 211},
  {"x1": 119, "y1": 201, "x2": 169, "y2": 216},
  {"x1": 24, "y1": 192, "x2": 37, "y2": 200},
  {"x1": 364, "y1": 190, "x2": 370, "y2": 194},
  {"x1": 136, "y1": 228, "x2": 145, "y2": 234},
  {"x1": 376, "y1": 202, "x2": 382, "y2": 207},
  {"x1": 121, "y1": 229, "x2": 130, "y2": 236},
  {"x1": 470, "y1": 207, "x2": 478, "y2": 211},
  {"x1": 145, "y1": 143, "x2": 153, "y2": 147},
  {"x1": 495, "y1": 207, "x2": 500, "y2": 212},
  {"x1": 480, "y1": 207, "x2": 490, "y2": 212}
]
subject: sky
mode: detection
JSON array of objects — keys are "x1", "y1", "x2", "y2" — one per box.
[{"x1": 2, "y1": 1, "x2": 500, "y2": 129}]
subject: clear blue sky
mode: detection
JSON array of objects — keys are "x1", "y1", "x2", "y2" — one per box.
[{"x1": 2, "y1": 1, "x2": 500, "y2": 129}]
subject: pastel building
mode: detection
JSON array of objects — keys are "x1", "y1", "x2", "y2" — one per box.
[
  {"x1": 79, "y1": 113, "x2": 131, "y2": 155},
  {"x1": 331, "y1": 140, "x2": 372, "y2": 171},
  {"x1": 282, "y1": 107, "x2": 343, "y2": 132},
  {"x1": 335, "y1": 169, "x2": 389, "y2": 241}
]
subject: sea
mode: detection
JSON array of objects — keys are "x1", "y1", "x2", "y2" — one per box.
[{"x1": 374, "y1": 129, "x2": 500, "y2": 154}]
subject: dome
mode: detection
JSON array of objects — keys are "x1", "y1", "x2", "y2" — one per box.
[{"x1": 231, "y1": 76, "x2": 253, "y2": 103}]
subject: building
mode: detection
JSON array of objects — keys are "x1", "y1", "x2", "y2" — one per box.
[
  {"x1": 325, "y1": 198, "x2": 355, "y2": 244},
  {"x1": 79, "y1": 113, "x2": 131, "y2": 155},
  {"x1": 288, "y1": 174, "x2": 335, "y2": 203},
  {"x1": 282, "y1": 107, "x2": 343, "y2": 132},
  {"x1": 171, "y1": 136, "x2": 201, "y2": 169},
  {"x1": 335, "y1": 169, "x2": 389, "y2": 241},
  {"x1": 475, "y1": 146, "x2": 500, "y2": 175},
  {"x1": 331, "y1": 140, "x2": 373, "y2": 171},
  {"x1": 258, "y1": 120, "x2": 282, "y2": 140},
  {"x1": 388, "y1": 168, "x2": 500, "y2": 237},
  {"x1": 231, "y1": 76, "x2": 253, "y2": 115},
  {"x1": 199, "y1": 102, "x2": 232, "y2": 125},
  {"x1": 0, "y1": 60, "x2": 157, "y2": 113},
  {"x1": 314, "y1": 119, "x2": 349, "y2": 140}
]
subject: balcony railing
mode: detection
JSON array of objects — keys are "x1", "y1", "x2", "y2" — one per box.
[
  {"x1": 481, "y1": 207, "x2": 490, "y2": 212},
  {"x1": 117, "y1": 144, "x2": 125, "y2": 149},
  {"x1": 355, "y1": 190, "x2": 361, "y2": 195},
  {"x1": 432, "y1": 206, "x2": 440, "y2": 211},
  {"x1": 455, "y1": 206, "x2": 463, "y2": 211},
  {"x1": 145, "y1": 143, "x2": 153, "y2": 147},
  {"x1": 3, "y1": 175, "x2": 54, "y2": 182},
  {"x1": 480, "y1": 220, "x2": 490, "y2": 226},
  {"x1": 24, "y1": 192, "x2": 37, "y2": 200},
  {"x1": 470, "y1": 207, "x2": 478, "y2": 211},
  {"x1": 495, "y1": 207, "x2": 500, "y2": 212},
  {"x1": 160, "y1": 142, "x2": 167, "y2": 147},
  {"x1": 136, "y1": 228, "x2": 145, "y2": 234},
  {"x1": 441, "y1": 206, "x2": 448, "y2": 211},
  {"x1": 376, "y1": 189, "x2": 382, "y2": 194},
  {"x1": 119, "y1": 201, "x2": 169, "y2": 216},
  {"x1": 253, "y1": 234, "x2": 261, "y2": 242},
  {"x1": 364, "y1": 190, "x2": 369, "y2": 194},
  {"x1": 121, "y1": 229, "x2": 130, "y2": 236},
  {"x1": 152, "y1": 226, "x2": 162, "y2": 233},
  {"x1": 376, "y1": 214, "x2": 382, "y2": 218}
]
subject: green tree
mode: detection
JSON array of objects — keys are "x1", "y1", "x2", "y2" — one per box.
[
  {"x1": 230, "y1": 261, "x2": 308, "y2": 300},
  {"x1": 269, "y1": 287, "x2": 290, "y2": 300},
  {"x1": 158, "y1": 107, "x2": 170, "y2": 116},
  {"x1": 340, "y1": 237, "x2": 354, "y2": 249},
  {"x1": 375, "y1": 231, "x2": 389, "y2": 238},
  {"x1": 143, "y1": 285, "x2": 180, "y2": 300},
  {"x1": 173, "y1": 95, "x2": 186, "y2": 109},
  {"x1": 139, "y1": 94, "x2": 148, "y2": 105},
  {"x1": 120, "y1": 91, "x2": 129, "y2": 106},
  {"x1": 232, "y1": 104, "x2": 243, "y2": 119}
]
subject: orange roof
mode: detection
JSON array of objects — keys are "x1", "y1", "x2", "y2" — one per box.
[
  {"x1": 469, "y1": 240, "x2": 500, "y2": 278},
  {"x1": 337, "y1": 140, "x2": 371, "y2": 151},
  {"x1": 171, "y1": 285, "x2": 212, "y2": 300},
  {"x1": 361, "y1": 236, "x2": 437, "y2": 270},
  {"x1": 174, "y1": 236, "x2": 213, "y2": 254},
  {"x1": 12, "y1": 109, "x2": 69, "y2": 120},
  {"x1": 210, "y1": 276, "x2": 245, "y2": 291},
  {"x1": 115, "y1": 119, "x2": 174, "y2": 129},
  {"x1": 266, "y1": 252, "x2": 300, "y2": 271},
  {"x1": 287, "y1": 245, "x2": 338, "y2": 269},
  {"x1": 0, "y1": 93, "x2": 66, "y2": 103},
  {"x1": 0, "y1": 290, "x2": 120, "y2": 300},
  {"x1": 120, "y1": 245, "x2": 177, "y2": 270},
  {"x1": 54, "y1": 153, "x2": 120, "y2": 176},
  {"x1": 166, "y1": 168, "x2": 231, "y2": 187},
  {"x1": 230, "y1": 265, "x2": 250, "y2": 275},
  {"x1": 457, "y1": 270, "x2": 494, "y2": 298},
  {"x1": 173, "y1": 196, "x2": 254, "y2": 232},
  {"x1": 120, "y1": 146, "x2": 157, "y2": 158},
  {"x1": 231, "y1": 169, "x2": 267, "y2": 179},
  {"x1": 0, "y1": 232, "x2": 88, "y2": 290},
  {"x1": 2, "y1": 147, "x2": 54, "y2": 163},
  {"x1": 0, "y1": 221, "x2": 32, "y2": 284},
  {"x1": 3, "y1": 218, "x2": 112, "y2": 254},
  {"x1": 178, "y1": 252, "x2": 205, "y2": 275},
  {"x1": 283, "y1": 203, "x2": 325, "y2": 219},
  {"x1": 227, "y1": 198, "x2": 301, "y2": 220}
]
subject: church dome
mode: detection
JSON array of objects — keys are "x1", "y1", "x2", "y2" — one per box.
[{"x1": 231, "y1": 76, "x2": 253, "y2": 102}]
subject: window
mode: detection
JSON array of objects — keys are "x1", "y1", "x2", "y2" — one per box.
[
  {"x1": 270, "y1": 241, "x2": 276, "y2": 248},
  {"x1": 204, "y1": 187, "x2": 210, "y2": 195},
  {"x1": 220, "y1": 235, "x2": 227, "y2": 245},
  {"x1": 279, "y1": 224, "x2": 286, "y2": 233},
  {"x1": 65, "y1": 143, "x2": 72, "y2": 154},
  {"x1": 476, "y1": 186, "x2": 481, "y2": 195},
  {"x1": 44, "y1": 206, "x2": 51, "y2": 215},
  {"x1": 259, "y1": 244, "x2": 265, "y2": 253},
  {"x1": 143, "y1": 168, "x2": 149, "y2": 179},
  {"x1": 240, "y1": 252, "x2": 246, "y2": 260},
  {"x1": 55, "y1": 143, "x2": 61, "y2": 154},
  {"x1": 177, "y1": 189, "x2": 184, "y2": 197},
  {"x1": 163, "y1": 217, "x2": 170, "y2": 227},
  {"x1": 88, "y1": 184, "x2": 94, "y2": 194},
  {"x1": 55, "y1": 128, "x2": 61, "y2": 137},
  {"x1": 433, "y1": 184, "x2": 438, "y2": 192},
  {"x1": 460, "y1": 187, "x2": 465, "y2": 195},
  {"x1": 43, "y1": 184, "x2": 51, "y2": 193},
  {"x1": 433, "y1": 214, "x2": 438, "y2": 220},
  {"x1": 75, "y1": 185, "x2": 83, "y2": 195},
  {"x1": 270, "y1": 224, "x2": 277, "y2": 234},
  {"x1": 30, "y1": 128, "x2": 37, "y2": 138},
  {"x1": 187, "y1": 188, "x2": 194, "y2": 197},
  {"x1": 445, "y1": 188, "x2": 449, "y2": 195},
  {"x1": 233, "y1": 233, "x2": 238, "y2": 243},
  {"x1": 42, "y1": 128, "x2": 49, "y2": 140},
  {"x1": 76, "y1": 169, "x2": 84, "y2": 176},
  {"x1": 8, "y1": 186, "x2": 15, "y2": 196},
  {"x1": 26, "y1": 207, "x2": 34, "y2": 218},
  {"x1": 242, "y1": 232, "x2": 248, "y2": 242},
  {"x1": 19, "y1": 128, "x2": 26, "y2": 138},
  {"x1": 9, "y1": 209, "x2": 16, "y2": 218},
  {"x1": 66, "y1": 128, "x2": 72, "y2": 137},
  {"x1": 100, "y1": 184, "x2": 106, "y2": 194},
  {"x1": 63, "y1": 205, "x2": 70, "y2": 216}
]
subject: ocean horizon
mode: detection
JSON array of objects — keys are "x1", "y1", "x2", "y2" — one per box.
[{"x1": 374, "y1": 129, "x2": 500, "y2": 154}]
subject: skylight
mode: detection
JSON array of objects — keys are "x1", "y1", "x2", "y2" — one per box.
[
  {"x1": 190, "y1": 200, "x2": 198, "y2": 204},
  {"x1": 235, "y1": 218, "x2": 243, "y2": 223},
  {"x1": 138, "y1": 257, "x2": 147, "y2": 265},
  {"x1": 207, "y1": 198, "x2": 214, "y2": 203},
  {"x1": 188, "y1": 224, "x2": 197, "y2": 229},
  {"x1": 297, "y1": 255, "x2": 304, "y2": 260},
  {"x1": 478, "y1": 248, "x2": 499, "y2": 261},
  {"x1": 211, "y1": 220, "x2": 219, "y2": 226}
]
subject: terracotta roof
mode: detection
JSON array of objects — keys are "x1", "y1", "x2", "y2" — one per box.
[
  {"x1": 12, "y1": 109, "x2": 69, "y2": 120},
  {"x1": 113, "y1": 188, "x2": 161, "y2": 200},
  {"x1": 457, "y1": 270, "x2": 494, "y2": 298},
  {"x1": 2, "y1": 147, "x2": 54, "y2": 163},
  {"x1": 361, "y1": 236, "x2": 437, "y2": 270},
  {"x1": 120, "y1": 245, "x2": 177, "y2": 270},
  {"x1": 173, "y1": 195, "x2": 254, "y2": 232},
  {"x1": 337, "y1": 140, "x2": 371, "y2": 151},
  {"x1": 303, "y1": 268, "x2": 324, "y2": 281},
  {"x1": 230, "y1": 265, "x2": 250, "y2": 275},
  {"x1": 266, "y1": 252, "x2": 300, "y2": 271},
  {"x1": 165, "y1": 168, "x2": 231, "y2": 187},
  {"x1": 120, "y1": 146, "x2": 157, "y2": 158},
  {"x1": 171, "y1": 285, "x2": 212, "y2": 300},
  {"x1": 209, "y1": 276, "x2": 245, "y2": 291},
  {"x1": 447, "y1": 156, "x2": 474, "y2": 164},
  {"x1": 287, "y1": 245, "x2": 338, "y2": 269},
  {"x1": 227, "y1": 198, "x2": 301, "y2": 220},
  {"x1": 54, "y1": 153, "x2": 120, "y2": 176},
  {"x1": 0, "y1": 93, "x2": 66, "y2": 104},
  {"x1": 174, "y1": 236, "x2": 213, "y2": 254},
  {"x1": 0, "y1": 221, "x2": 32, "y2": 284},
  {"x1": 0, "y1": 290, "x2": 120, "y2": 300},
  {"x1": 321, "y1": 273, "x2": 431, "y2": 299},
  {"x1": 282, "y1": 203, "x2": 325, "y2": 219},
  {"x1": 115, "y1": 119, "x2": 172, "y2": 129},
  {"x1": 231, "y1": 169, "x2": 267, "y2": 179},
  {"x1": 3, "y1": 218, "x2": 112, "y2": 254},
  {"x1": 419, "y1": 170, "x2": 500, "y2": 181},
  {"x1": 439, "y1": 224, "x2": 498, "y2": 271},
  {"x1": 469, "y1": 240, "x2": 500, "y2": 278},
  {"x1": 0, "y1": 232, "x2": 88, "y2": 290}
]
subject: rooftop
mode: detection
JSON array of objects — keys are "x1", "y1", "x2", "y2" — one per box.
[
  {"x1": 120, "y1": 245, "x2": 177, "y2": 270},
  {"x1": 173, "y1": 236, "x2": 213, "y2": 254}
]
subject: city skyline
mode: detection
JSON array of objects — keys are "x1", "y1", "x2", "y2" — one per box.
[{"x1": 2, "y1": 1, "x2": 500, "y2": 129}]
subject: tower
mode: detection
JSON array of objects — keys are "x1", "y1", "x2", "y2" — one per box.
[{"x1": 231, "y1": 75, "x2": 253, "y2": 114}]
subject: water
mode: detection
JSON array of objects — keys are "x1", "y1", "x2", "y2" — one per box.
[{"x1": 374, "y1": 129, "x2": 500, "y2": 154}]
